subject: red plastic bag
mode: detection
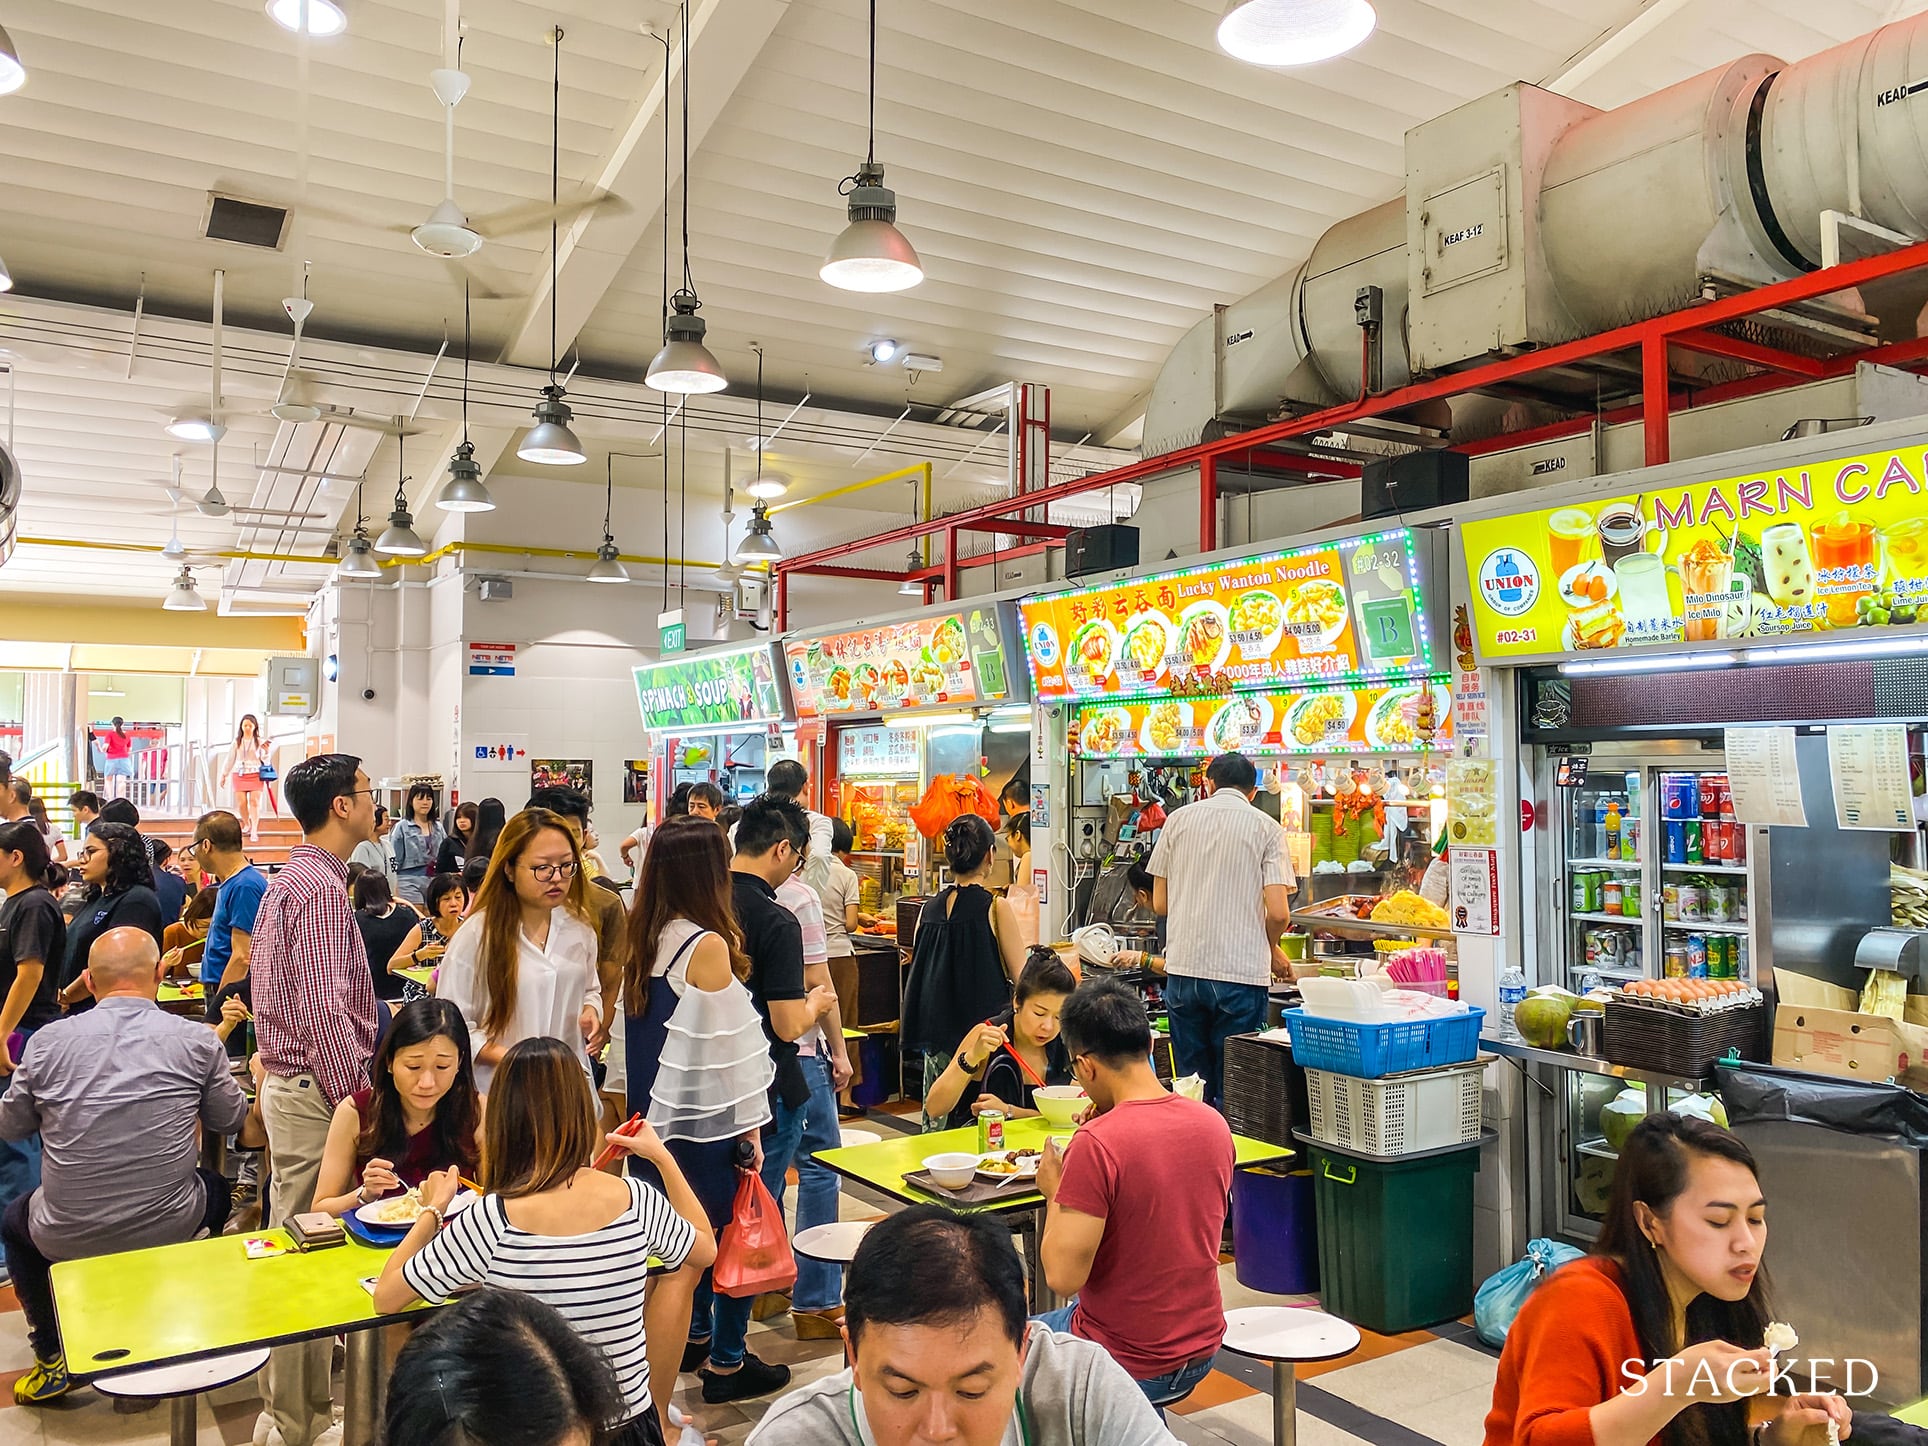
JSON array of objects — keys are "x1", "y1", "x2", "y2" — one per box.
[
  {"x1": 711, "y1": 1170, "x2": 797, "y2": 1298},
  {"x1": 909, "y1": 773, "x2": 967, "y2": 839}
]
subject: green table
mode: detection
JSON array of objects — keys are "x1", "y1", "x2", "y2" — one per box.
[
  {"x1": 54, "y1": 1229, "x2": 414, "y2": 1446},
  {"x1": 393, "y1": 964, "x2": 436, "y2": 993},
  {"x1": 814, "y1": 1114, "x2": 1290, "y2": 1213},
  {"x1": 156, "y1": 982, "x2": 207, "y2": 1016}
]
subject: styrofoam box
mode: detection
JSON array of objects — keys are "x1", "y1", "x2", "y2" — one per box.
[{"x1": 1304, "y1": 1061, "x2": 1485, "y2": 1157}]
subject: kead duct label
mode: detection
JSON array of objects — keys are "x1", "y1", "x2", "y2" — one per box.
[{"x1": 1460, "y1": 444, "x2": 1928, "y2": 664}]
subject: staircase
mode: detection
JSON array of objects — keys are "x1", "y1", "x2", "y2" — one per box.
[{"x1": 139, "y1": 815, "x2": 305, "y2": 871}]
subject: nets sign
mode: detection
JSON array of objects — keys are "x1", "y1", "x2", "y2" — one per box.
[
  {"x1": 1019, "y1": 528, "x2": 1432, "y2": 703},
  {"x1": 631, "y1": 644, "x2": 784, "y2": 733},
  {"x1": 1460, "y1": 444, "x2": 1928, "y2": 664},
  {"x1": 785, "y1": 608, "x2": 1012, "y2": 718}
]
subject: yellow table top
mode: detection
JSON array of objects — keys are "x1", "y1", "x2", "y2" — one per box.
[
  {"x1": 393, "y1": 964, "x2": 436, "y2": 991},
  {"x1": 814, "y1": 1115, "x2": 1290, "y2": 1213}
]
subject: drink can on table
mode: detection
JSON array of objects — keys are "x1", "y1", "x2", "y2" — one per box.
[{"x1": 978, "y1": 1110, "x2": 1005, "y2": 1154}]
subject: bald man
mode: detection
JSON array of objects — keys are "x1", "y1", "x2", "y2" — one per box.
[{"x1": 0, "y1": 927, "x2": 249, "y2": 1405}]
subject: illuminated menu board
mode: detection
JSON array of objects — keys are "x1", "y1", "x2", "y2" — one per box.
[
  {"x1": 1067, "y1": 680, "x2": 1452, "y2": 759},
  {"x1": 632, "y1": 643, "x2": 785, "y2": 733},
  {"x1": 1019, "y1": 528, "x2": 1432, "y2": 703},
  {"x1": 785, "y1": 607, "x2": 1013, "y2": 718}
]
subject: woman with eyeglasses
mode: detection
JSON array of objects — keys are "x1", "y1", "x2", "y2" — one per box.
[
  {"x1": 437, "y1": 808, "x2": 600, "y2": 1092},
  {"x1": 55, "y1": 822, "x2": 164, "y2": 1012}
]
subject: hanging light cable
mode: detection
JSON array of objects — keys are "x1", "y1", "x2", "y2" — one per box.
[
  {"x1": 338, "y1": 478, "x2": 382, "y2": 578},
  {"x1": 439, "y1": 283, "x2": 495, "y2": 510},
  {"x1": 646, "y1": 4, "x2": 728, "y2": 394},
  {"x1": 745, "y1": 346, "x2": 788, "y2": 499},
  {"x1": 375, "y1": 435, "x2": 428, "y2": 556},
  {"x1": 898, "y1": 475, "x2": 924, "y2": 595},
  {"x1": 517, "y1": 28, "x2": 588, "y2": 464},
  {"x1": 821, "y1": 0, "x2": 922, "y2": 293},
  {"x1": 587, "y1": 455, "x2": 630, "y2": 583}
]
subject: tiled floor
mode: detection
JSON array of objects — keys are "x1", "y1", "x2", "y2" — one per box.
[{"x1": 0, "y1": 1109, "x2": 1502, "y2": 1446}]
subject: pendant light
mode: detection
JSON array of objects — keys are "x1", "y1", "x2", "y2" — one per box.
[
  {"x1": 897, "y1": 476, "x2": 923, "y2": 594},
  {"x1": 821, "y1": 0, "x2": 922, "y2": 293},
  {"x1": 338, "y1": 480, "x2": 383, "y2": 579},
  {"x1": 266, "y1": 0, "x2": 347, "y2": 36},
  {"x1": 586, "y1": 456, "x2": 629, "y2": 583},
  {"x1": 375, "y1": 439, "x2": 428, "y2": 556},
  {"x1": 438, "y1": 286, "x2": 495, "y2": 511},
  {"x1": 645, "y1": 6, "x2": 728, "y2": 394},
  {"x1": 1216, "y1": 0, "x2": 1376, "y2": 66},
  {"x1": 0, "y1": 21, "x2": 27, "y2": 93},
  {"x1": 517, "y1": 29, "x2": 588, "y2": 464},
  {"x1": 734, "y1": 504, "x2": 782, "y2": 564},
  {"x1": 743, "y1": 347, "x2": 788, "y2": 499},
  {"x1": 163, "y1": 567, "x2": 207, "y2": 612},
  {"x1": 0, "y1": 256, "x2": 13, "y2": 293}
]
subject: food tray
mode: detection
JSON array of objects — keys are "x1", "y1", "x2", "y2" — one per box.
[
  {"x1": 1298, "y1": 895, "x2": 1384, "y2": 921},
  {"x1": 1283, "y1": 1006, "x2": 1485, "y2": 1079},
  {"x1": 1304, "y1": 1061, "x2": 1484, "y2": 1157},
  {"x1": 1224, "y1": 1032, "x2": 1304, "y2": 1147},
  {"x1": 1602, "y1": 999, "x2": 1767, "y2": 1079}
]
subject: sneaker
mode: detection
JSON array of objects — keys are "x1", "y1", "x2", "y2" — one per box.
[
  {"x1": 699, "y1": 1352, "x2": 791, "y2": 1404},
  {"x1": 250, "y1": 1412, "x2": 286, "y2": 1446},
  {"x1": 680, "y1": 1337, "x2": 712, "y2": 1374},
  {"x1": 13, "y1": 1353, "x2": 70, "y2": 1405},
  {"x1": 792, "y1": 1307, "x2": 845, "y2": 1341}
]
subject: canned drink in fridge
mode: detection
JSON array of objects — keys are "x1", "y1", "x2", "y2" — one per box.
[
  {"x1": 1662, "y1": 883, "x2": 1680, "y2": 920},
  {"x1": 1623, "y1": 883, "x2": 1642, "y2": 918},
  {"x1": 1666, "y1": 820, "x2": 1688, "y2": 863},
  {"x1": 1603, "y1": 879, "x2": 1624, "y2": 913},
  {"x1": 1662, "y1": 774, "x2": 1699, "y2": 819},
  {"x1": 1716, "y1": 936, "x2": 1739, "y2": 979},
  {"x1": 1678, "y1": 884, "x2": 1705, "y2": 921},
  {"x1": 1686, "y1": 934, "x2": 1709, "y2": 977},
  {"x1": 1684, "y1": 820, "x2": 1704, "y2": 864},
  {"x1": 1735, "y1": 935, "x2": 1749, "y2": 977},
  {"x1": 1698, "y1": 774, "x2": 1722, "y2": 820},
  {"x1": 1622, "y1": 817, "x2": 1640, "y2": 862},
  {"x1": 1735, "y1": 885, "x2": 1747, "y2": 922},
  {"x1": 1665, "y1": 944, "x2": 1689, "y2": 978},
  {"x1": 1584, "y1": 929, "x2": 1602, "y2": 967},
  {"x1": 1572, "y1": 873, "x2": 1590, "y2": 913},
  {"x1": 1730, "y1": 821, "x2": 1747, "y2": 863},
  {"x1": 1705, "y1": 883, "x2": 1733, "y2": 923}
]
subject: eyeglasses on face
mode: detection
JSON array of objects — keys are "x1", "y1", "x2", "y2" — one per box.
[{"x1": 524, "y1": 860, "x2": 579, "y2": 882}]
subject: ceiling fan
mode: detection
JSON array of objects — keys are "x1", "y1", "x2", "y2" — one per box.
[{"x1": 142, "y1": 456, "x2": 333, "y2": 530}]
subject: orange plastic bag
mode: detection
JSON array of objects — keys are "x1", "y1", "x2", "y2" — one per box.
[
  {"x1": 711, "y1": 1170, "x2": 797, "y2": 1298},
  {"x1": 910, "y1": 773, "x2": 967, "y2": 839}
]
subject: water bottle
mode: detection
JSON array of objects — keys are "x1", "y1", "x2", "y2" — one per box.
[{"x1": 1498, "y1": 963, "x2": 1529, "y2": 1041}]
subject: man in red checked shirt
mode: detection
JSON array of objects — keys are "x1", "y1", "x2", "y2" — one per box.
[{"x1": 251, "y1": 753, "x2": 380, "y2": 1446}]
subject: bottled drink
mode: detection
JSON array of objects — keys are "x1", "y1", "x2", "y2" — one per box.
[
  {"x1": 1603, "y1": 801, "x2": 1622, "y2": 859},
  {"x1": 1498, "y1": 963, "x2": 1529, "y2": 1041}
]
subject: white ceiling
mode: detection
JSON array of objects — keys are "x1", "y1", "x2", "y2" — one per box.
[{"x1": 2, "y1": 0, "x2": 1926, "y2": 609}]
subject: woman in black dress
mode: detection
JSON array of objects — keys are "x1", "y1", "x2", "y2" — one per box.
[{"x1": 56, "y1": 822, "x2": 164, "y2": 1010}]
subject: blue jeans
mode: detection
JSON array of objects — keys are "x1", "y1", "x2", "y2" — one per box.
[
  {"x1": 1164, "y1": 975, "x2": 1268, "y2": 1110},
  {"x1": 764, "y1": 1053, "x2": 843, "y2": 1313},
  {"x1": 691, "y1": 1266, "x2": 756, "y2": 1369},
  {"x1": 1031, "y1": 1304, "x2": 1214, "y2": 1408}
]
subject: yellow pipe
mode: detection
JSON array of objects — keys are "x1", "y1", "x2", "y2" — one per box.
[
  {"x1": 768, "y1": 462, "x2": 931, "y2": 520},
  {"x1": 22, "y1": 536, "x2": 716, "y2": 572},
  {"x1": 413, "y1": 541, "x2": 718, "y2": 570},
  {"x1": 22, "y1": 536, "x2": 338, "y2": 565}
]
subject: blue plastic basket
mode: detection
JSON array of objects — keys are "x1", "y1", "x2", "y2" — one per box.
[{"x1": 1282, "y1": 1006, "x2": 1486, "y2": 1078}]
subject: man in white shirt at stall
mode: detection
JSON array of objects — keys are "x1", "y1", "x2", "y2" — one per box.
[{"x1": 1146, "y1": 751, "x2": 1294, "y2": 1110}]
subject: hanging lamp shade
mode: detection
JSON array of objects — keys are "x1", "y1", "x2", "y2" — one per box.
[
  {"x1": 0, "y1": 255, "x2": 13, "y2": 294},
  {"x1": 375, "y1": 504, "x2": 428, "y2": 557},
  {"x1": 586, "y1": 540, "x2": 630, "y2": 584},
  {"x1": 270, "y1": 369, "x2": 322, "y2": 423},
  {"x1": 646, "y1": 291, "x2": 728, "y2": 394},
  {"x1": 0, "y1": 22, "x2": 28, "y2": 93},
  {"x1": 436, "y1": 439, "x2": 495, "y2": 511},
  {"x1": 338, "y1": 533, "x2": 382, "y2": 579},
  {"x1": 162, "y1": 567, "x2": 206, "y2": 612},
  {"x1": 1216, "y1": 0, "x2": 1375, "y2": 65},
  {"x1": 517, "y1": 386, "x2": 586, "y2": 466},
  {"x1": 266, "y1": 0, "x2": 347, "y2": 35},
  {"x1": 733, "y1": 505, "x2": 783, "y2": 564},
  {"x1": 898, "y1": 546, "x2": 924, "y2": 595},
  {"x1": 822, "y1": 161, "x2": 922, "y2": 293}
]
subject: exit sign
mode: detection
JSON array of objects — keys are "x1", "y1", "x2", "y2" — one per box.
[{"x1": 658, "y1": 609, "x2": 687, "y2": 656}]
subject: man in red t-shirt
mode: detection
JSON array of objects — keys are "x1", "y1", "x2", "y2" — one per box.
[{"x1": 1035, "y1": 979, "x2": 1234, "y2": 1408}]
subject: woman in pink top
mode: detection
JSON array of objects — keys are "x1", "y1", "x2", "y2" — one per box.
[{"x1": 226, "y1": 714, "x2": 266, "y2": 843}]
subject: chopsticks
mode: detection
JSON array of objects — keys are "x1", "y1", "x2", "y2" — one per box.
[
  {"x1": 985, "y1": 1023, "x2": 1048, "y2": 1091},
  {"x1": 457, "y1": 1175, "x2": 482, "y2": 1196},
  {"x1": 592, "y1": 1113, "x2": 645, "y2": 1171}
]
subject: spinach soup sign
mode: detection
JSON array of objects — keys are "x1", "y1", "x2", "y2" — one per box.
[{"x1": 632, "y1": 644, "x2": 785, "y2": 732}]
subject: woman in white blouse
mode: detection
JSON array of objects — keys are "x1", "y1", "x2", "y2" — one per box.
[{"x1": 438, "y1": 808, "x2": 601, "y2": 1091}]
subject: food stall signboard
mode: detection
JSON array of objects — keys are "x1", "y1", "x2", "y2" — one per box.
[
  {"x1": 631, "y1": 644, "x2": 784, "y2": 733},
  {"x1": 1020, "y1": 527, "x2": 1431, "y2": 703},
  {"x1": 838, "y1": 724, "x2": 921, "y2": 776},
  {"x1": 1460, "y1": 444, "x2": 1928, "y2": 663},
  {"x1": 1067, "y1": 680, "x2": 1451, "y2": 759},
  {"x1": 785, "y1": 608, "x2": 1011, "y2": 718}
]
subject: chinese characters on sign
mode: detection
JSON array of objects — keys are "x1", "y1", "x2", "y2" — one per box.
[
  {"x1": 837, "y1": 724, "x2": 921, "y2": 776},
  {"x1": 1066, "y1": 680, "x2": 1450, "y2": 759},
  {"x1": 785, "y1": 609, "x2": 1011, "y2": 718}
]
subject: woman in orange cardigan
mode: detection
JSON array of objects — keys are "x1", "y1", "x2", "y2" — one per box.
[{"x1": 1486, "y1": 1113, "x2": 1850, "y2": 1446}]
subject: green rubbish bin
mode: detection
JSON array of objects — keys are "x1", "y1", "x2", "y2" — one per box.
[{"x1": 1305, "y1": 1135, "x2": 1482, "y2": 1334}]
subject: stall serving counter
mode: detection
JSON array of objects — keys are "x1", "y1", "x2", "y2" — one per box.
[{"x1": 1458, "y1": 426, "x2": 1928, "y2": 1374}]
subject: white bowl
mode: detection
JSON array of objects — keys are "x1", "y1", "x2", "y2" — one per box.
[
  {"x1": 922, "y1": 1153, "x2": 981, "y2": 1189},
  {"x1": 1032, "y1": 1086, "x2": 1089, "y2": 1128}
]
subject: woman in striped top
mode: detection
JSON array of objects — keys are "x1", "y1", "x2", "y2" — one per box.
[{"x1": 375, "y1": 1036, "x2": 716, "y2": 1446}]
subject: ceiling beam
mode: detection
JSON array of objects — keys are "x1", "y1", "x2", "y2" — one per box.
[{"x1": 500, "y1": 0, "x2": 792, "y2": 373}]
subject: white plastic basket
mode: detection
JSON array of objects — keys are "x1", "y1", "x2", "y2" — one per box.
[{"x1": 1303, "y1": 1061, "x2": 1485, "y2": 1156}]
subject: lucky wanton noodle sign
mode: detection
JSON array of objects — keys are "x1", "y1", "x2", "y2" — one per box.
[{"x1": 1460, "y1": 444, "x2": 1928, "y2": 663}]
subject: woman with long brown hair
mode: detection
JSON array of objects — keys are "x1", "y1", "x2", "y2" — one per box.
[
  {"x1": 375, "y1": 1037, "x2": 715, "y2": 1446},
  {"x1": 623, "y1": 815, "x2": 774, "y2": 1396},
  {"x1": 1486, "y1": 1113, "x2": 1849, "y2": 1446},
  {"x1": 225, "y1": 713, "x2": 266, "y2": 844},
  {"x1": 437, "y1": 808, "x2": 600, "y2": 1092}
]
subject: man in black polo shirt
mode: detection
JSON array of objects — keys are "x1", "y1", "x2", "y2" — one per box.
[{"x1": 709, "y1": 794, "x2": 836, "y2": 1406}]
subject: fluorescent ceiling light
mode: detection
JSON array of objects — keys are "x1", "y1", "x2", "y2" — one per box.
[
  {"x1": 987, "y1": 721, "x2": 1030, "y2": 733},
  {"x1": 266, "y1": 0, "x2": 347, "y2": 36},
  {"x1": 883, "y1": 711, "x2": 975, "y2": 728},
  {"x1": 1743, "y1": 635, "x2": 1928, "y2": 665},
  {"x1": 166, "y1": 415, "x2": 226, "y2": 443},
  {"x1": 1559, "y1": 651, "x2": 1736, "y2": 676},
  {"x1": 1217, "y1": 0, "x2": 1376, "y2": 66}
]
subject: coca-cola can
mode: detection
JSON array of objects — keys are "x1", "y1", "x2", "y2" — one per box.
[{"x1": 1698, "y1": 774, "x2": 1722, "y2": 820}]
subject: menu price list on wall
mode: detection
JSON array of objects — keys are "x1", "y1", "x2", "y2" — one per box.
[
  {"x1": 1021, "y1": 528, "x2": 1432, "y2": 704},
  {"x1": 785, "y1": 609, "x2": 1009, "y2": 718},
  {"x1": 1461, "y1": 443, "x2": 1928, "y2": 665},
  {"x1": 1067, "y1": 680, "x2": 1449, "y2": 759},
  {"x1": 1827, "y1": 724, "x2": 1914, "y2": 831},
  {"x1": 838, "y1": 724, "x2": 921, "y2": 776}
]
